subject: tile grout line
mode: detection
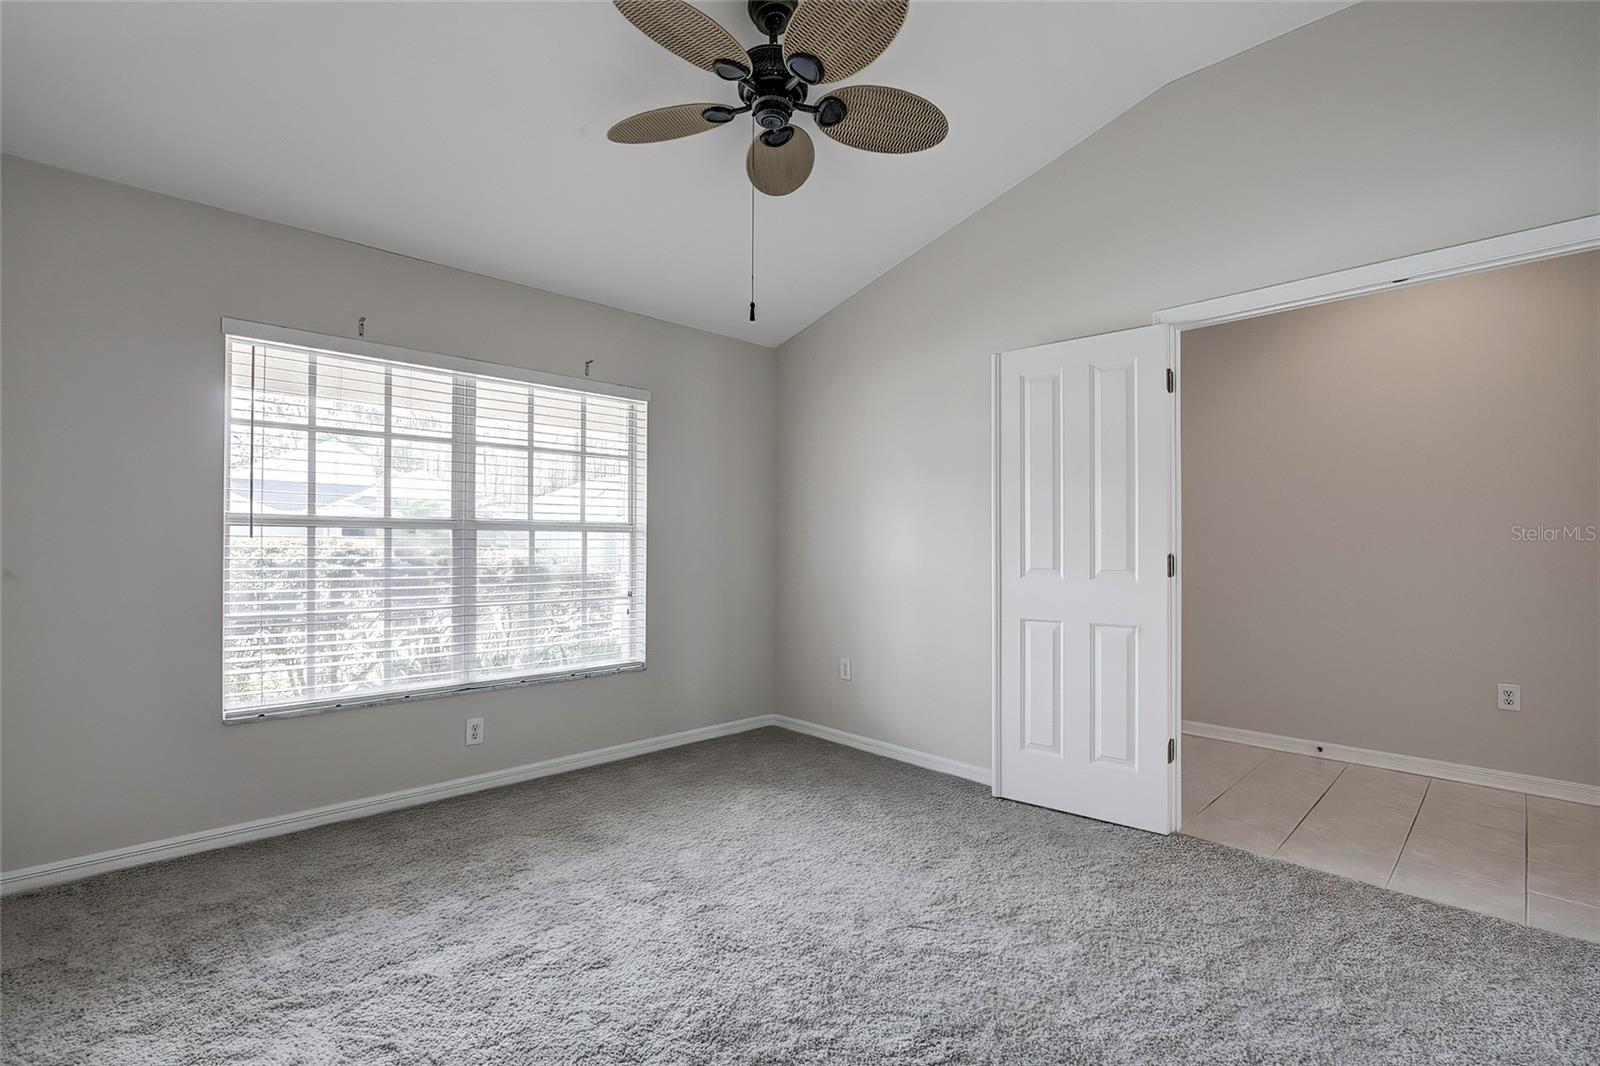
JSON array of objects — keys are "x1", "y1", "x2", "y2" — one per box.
[
  {"x1": 1523, "y1": 800, "x2": 1600, "y2": 932},
  {"x1": 1185, "y1": 750, "x2": 1270, "y2": 824},
  {"x1": 1526, "y1": 798, "x2": 1600, "y2": 906},
  {"x1": 1188, "y1": 792, "x2": 1224, "y2": 822},
  {"x1": 1187, "y1": 787, "x2": 1230, "y2": 823},
  {"x1": 1384, "y1": 777, "x2": 1432, "y2": 888},
  {"x1": 1271, "y1": 760, "x2": 1349, "y2": 856}
]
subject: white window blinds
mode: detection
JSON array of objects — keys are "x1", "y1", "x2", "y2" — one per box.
[{"x1": 223, "y1": 325, "x2": 647, "y2": 721}]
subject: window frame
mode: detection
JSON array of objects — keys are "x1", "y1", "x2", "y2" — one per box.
[{"x1": 220, "y1": 318, "x2": 648, "y2": 724}]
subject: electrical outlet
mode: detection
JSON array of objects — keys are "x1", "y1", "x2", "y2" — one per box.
[
  {"x1": 465, "y1": 717, "x2": 484, "y2": 745},
  {"x1": 1497, "y1": 684, "x2": 1520, "y2": 711},
  {"x1": 839, "y1": 657, "x2": 852, "y2": 681}
]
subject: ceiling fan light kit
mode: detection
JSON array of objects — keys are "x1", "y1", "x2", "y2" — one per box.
[{"x1": 607, "y1": 0, "x2": 947, "y2": 196}]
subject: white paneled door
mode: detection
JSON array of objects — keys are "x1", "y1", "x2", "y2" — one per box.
[{"x1": 995, "y1": 325, "x2": 1176, "y2": 833}]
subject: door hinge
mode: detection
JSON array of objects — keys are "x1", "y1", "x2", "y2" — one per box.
[
  {"x1": 1167, "y1": 368, "x2": 1175, "y2": 393},
  {"x1": 1168, "y1": 738, "x2": 1176, "y2": 763},
  {"x1": 1167, "y1": 553, "x2": 1175, "y2": 578}
]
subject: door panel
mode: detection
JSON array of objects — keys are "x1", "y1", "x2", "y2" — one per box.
[
  {"x1": 1022, "y1": 373, "x2": 1061, "y2": 575},
  {"x1": 1021, "y1": 619, "x2": 1062, "y2": 753},
  {"x1": 996, "y1": 325, "x2": 1175, "y2": 833}
]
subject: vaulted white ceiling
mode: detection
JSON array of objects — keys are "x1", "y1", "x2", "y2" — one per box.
[{"x1": 2, "y1": 2, "x2": 1341, "y2": 346}]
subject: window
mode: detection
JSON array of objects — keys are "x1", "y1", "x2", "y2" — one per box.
[{"x1": 223, "y1": 323, "x2": 647, "y2": 721}]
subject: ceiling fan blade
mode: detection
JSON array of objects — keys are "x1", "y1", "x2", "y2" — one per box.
[
  {"x1": 816, "y1": 85, "x2": 947, "y2": 154},
  {"x1": 607, "y1": 103, "x2": 728, "y2": 144},
  {"x1": 783, "y1": 1, "x2": 908, "y2": 84},
  {"x1": 747, "y1": 126, "x2": 815, "y2": 196},
  {"x1": 613, "y1": 1, "x2": 750, "y2": 76}
]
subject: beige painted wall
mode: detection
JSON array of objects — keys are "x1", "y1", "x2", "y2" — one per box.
[
  {"x1": 774, "y1": 3, "x2": 1600, "y2": 774},
  {"x1": 1182, "y1": 253, "x2": 1599, "y2": 784},
  {"x1": 1, "y1": 157, "x2": 778, "y2": 871}
]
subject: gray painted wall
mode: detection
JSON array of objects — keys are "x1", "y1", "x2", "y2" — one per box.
[
  {"x1": 774, "y1": 3, "x2": 1600, "y2": 776},
  {"x1": 1, "y1": 157, "x2": 778, "y2": 871},
  {"x1": 1182, "y1": 253, "x2": 1599, "y2": 784},
  {"x1": 6, "y1": 1, "x2": 1599, "y2": 873}
]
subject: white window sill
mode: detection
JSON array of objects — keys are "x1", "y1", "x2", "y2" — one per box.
[{"x1": 222, "y1": 661, "x2": 646, "y2": 724}]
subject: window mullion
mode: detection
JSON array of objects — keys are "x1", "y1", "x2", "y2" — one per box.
[
  {"x1": 578, "y1": 397, "x2": 588, "y2": 660},
  {"x1": 304, "y1": 352, "x2": 319, "y2": 699},
  {"x1": 383, "y1": 366, "x2": 394, "y2": 689},
  {"x1": 452, "y1": 374, "x2": 478, "y2": 682},
  {"x1": 527, "y1": 387, "x2": 537, "y2": 672}
]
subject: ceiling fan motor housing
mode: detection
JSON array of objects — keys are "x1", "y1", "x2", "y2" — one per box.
[{"x1": 741, "y1": 42, "x2": 804, "y2": 130}]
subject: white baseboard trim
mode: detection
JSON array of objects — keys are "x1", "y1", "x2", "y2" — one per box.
[
  {"x1": 1183, "y1": 721, "x2": 1600, "y2": 807},
  {"x1": 0, "y1": 715, "x2": 779, "y2": 897},
  {"x1": 1, "y1": 713, "x2": 991, "y2": 897},
  {"x1": 771, "y1": 715, "x2": 992, "y2": 786}
]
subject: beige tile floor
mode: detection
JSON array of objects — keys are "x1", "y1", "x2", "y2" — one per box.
[{"x1": 1181, "y1": 735, "x2": 1600, "y2": 942}]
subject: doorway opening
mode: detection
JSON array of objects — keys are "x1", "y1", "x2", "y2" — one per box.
[{"x1": 1159, "y1": 220, "x2": 1599, "y2": 939}]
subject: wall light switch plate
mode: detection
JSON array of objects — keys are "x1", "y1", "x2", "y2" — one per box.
[
  {"x1": 839, "y1": 658, "x2": 852, "y2": 681},
  {"x1": 1497, "y1": 684, "x2": 1520, "y2": 711},
  {"x1": 465, "y1": 717, "x2": 485, "y2": 745}
]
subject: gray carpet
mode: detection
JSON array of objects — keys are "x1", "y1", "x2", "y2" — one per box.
[{"x1": 2, "y1": 728, "x2": 1597, "y2": 1065}]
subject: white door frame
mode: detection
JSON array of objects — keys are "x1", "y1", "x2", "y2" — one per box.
[{"x1": 991, "y1": 214, "x2": 1600, "y2": 830}]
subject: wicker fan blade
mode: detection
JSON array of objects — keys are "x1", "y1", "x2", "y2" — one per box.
[
  {"x1": 608, "y1": 103, "x2": 727, "y2": 144},
  {"x1": 818, "y1": 85, "x2": 947, "y2": 154},
  {"x1": 747, "y1": 127, "x2": 815, "y2": 196},
  {"x1": 783, "y1": 1, "x2": 907, "y2": 84},
  {"x1": 613, "y1": 1, "x2": 748, "y2": 74}
]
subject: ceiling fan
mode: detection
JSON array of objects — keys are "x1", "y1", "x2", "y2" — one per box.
[{"x1": 607, "y1": 0, "x2": 948, "y2": 197}]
